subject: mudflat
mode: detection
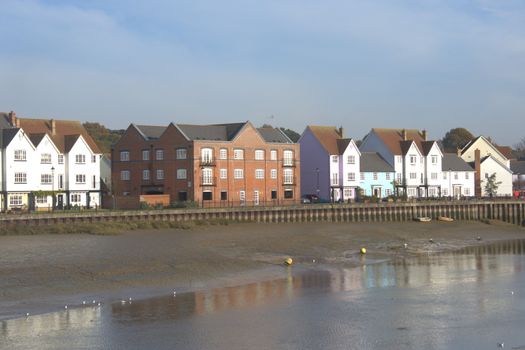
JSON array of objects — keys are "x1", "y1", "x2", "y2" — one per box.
[{"x1": 1, "y1": 220, "x2": 524, "y2": 319}]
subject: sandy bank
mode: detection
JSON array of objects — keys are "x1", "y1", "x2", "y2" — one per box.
[{"x1": 0, "y1": 220, "x2": 523, "y2": 320}]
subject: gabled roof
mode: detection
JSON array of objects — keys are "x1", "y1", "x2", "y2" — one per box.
[
  {"x1": 257, "y1": 127, "x2": 293, "y2": 143},
  {"x1": 176, "y1": 122, "x2": 246, "y2": 141},
  {"x1": 306, "y1": 126, "x2": 347, "y2": 155},
  {"x1": 17, "y1": 118, "x2": 101, "y2": 154},
  {"x1": 468, "y1": 155, "x2": 513, "y2": 174},
  {"x1": 370, "y1": 128, "x2": 429, "y2": 155},
  {"x1": 461, "y1": 135, "x2": 509, "y2": 161},
  {"x1": 421, "y1": 141, "x2": 440, "y2": 156},
  {"x1": 134, "y1": 124, "x2": 168, "y2": 140},
  {"x1": 511, "y1": 160, "x2": 525, "y2": 174},
  {"x1": 360, "y1": 152, "x2": 395, "y2": 172},
  {"x1": 28, "y1": 133, "x2": 46, "y2": 147},
  {"x1": 336, "y1": 139, "x2": 351, "y2": 154},
  {"x1": 400, "y1": 140, "x2": 417, "y2": 155},
  {"x1": 1, "y1": 128, "x2": 20, "y2": 148},
  {"x1": 442, "y1": 154, "x2": 474, "y2": 172}
]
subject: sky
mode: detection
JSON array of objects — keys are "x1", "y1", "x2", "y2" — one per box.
[{"x1": 0, "y1": 0, "x2": 524, "y2": 145}]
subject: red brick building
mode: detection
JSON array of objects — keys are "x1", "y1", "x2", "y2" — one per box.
[{"x1": 111, "y1": 121, "x2": 300, "y2": 207}]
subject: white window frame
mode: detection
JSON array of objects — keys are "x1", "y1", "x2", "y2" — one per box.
[
  {"x1": 347, "y1": 155, "x2": 355, "y2": 164},
  {"x1": 142, "y1": 170, "x2": 150, "y2": 181},
  {"x1": 14, "y1": 173, "x2": 27, "y2": 184},
  {"x1": 10, "y1": 194, "x2": 23, "y2": 206},
  {"x1": 75, "y1": 174, "x2": 86, "y2": 184},
  {"x1": 255, "y1": 169, "x2": 264, "y2": 179},
  {"x1": 58, "y1": 154, "x2": 64, "y2": 164},
  {"x1": 283, "y1": 169, "x2": 294, "y2": 184},
  {"x1": 255, "y1": 150, "x2": 265, "y2": 160},
  {"x1": 176, "y1": 148, "x2": 187, "y2": 160},
  {"x1": 220, "y1": 168, "x2": 227, "y2": 179},
  {"x1": 233, "y1": 149, "x2": 244, "y2": 160},
  {"x1": 176, "y1": 169, "x2": 187, "y2": 180},
  {"x1": 271, "y1": 169, "x2": 277, "y2": 179},
  {"x1": 75, "y1": 154, "x2": 86, "y2": 164},
  {"x1": 121, "y1": 170, "x2": 130, "y2": 181},
  {"x1": 219, "y1": 148, "x2": 227, "y2": 160},
  {"x1": 283, "y1": 150, "x2": 293, "y2": 166},
  {"x1": 142, "y1": 150, "x2": 150, "y2": 161},
  {"x1": 156, "y1": 169, "x2": 164, "y2": 180},
  {"x1": 120, "y1": 151, "x2": 129, "y2": 161},
  {"x1": 14, "y1": 150, "x2": 27, "y2": 161},
  {"x1": 348, "y1": 172, "x2": 356, "y2": 181},
  {"x1": 41, "y1": 174, "x2": 53, "y2": 184},
  {"x1": 156, "y1": 149, "x2": 164, "y2": 160},
  {"x1": 234, "y1": 169, "x2": 244, "y2": 179},
  {"x1": 41, "y1": 153, "x2": 52, "y2": 164},
  {"x1": 270, "y1": 150, "x2": 277, "y2": 161}
]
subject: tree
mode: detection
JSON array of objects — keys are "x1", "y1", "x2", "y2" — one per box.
[
  {"x1": 514, "y1": 137, "x2": 525, "y2": 160},
  {"x1": 441, "y1": 128, "x2": 475, "y2": 153},
  {"x1": 83, "y1": 122, "x2": 124, "y2": 155},
  {"x1": 279, "y1": 127, "x2": 300, "y2": 142},
  {"x1": 483, "y1": 173, "x2": 502, "y2": 198}
]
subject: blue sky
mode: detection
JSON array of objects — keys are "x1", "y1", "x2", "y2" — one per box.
[{"x1": 1, "y1": 0, "x2": 524, "y2": 144}]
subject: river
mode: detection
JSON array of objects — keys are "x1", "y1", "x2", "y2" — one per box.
[{"x1": 2, "y1": 239, "x2": 525, "y2": 350}]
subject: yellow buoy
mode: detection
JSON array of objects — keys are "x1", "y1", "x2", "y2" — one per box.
[
  {"x1": 360, "y1": 248, "x2": 367, "y2": 255},
  {"x1": 284, "y1": 258, "x2": 293, "y2": 266}
]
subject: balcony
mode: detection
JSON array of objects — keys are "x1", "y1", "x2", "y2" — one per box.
[
  {"x1": 282, "y1": 176, "x2": 296, "y2": 186},
  {"x1": 282, "y1": 159, "x2": 296, "y2": 167},
  {"x1": 199, "y1": 158, "x2": 216, "y2": 167}
]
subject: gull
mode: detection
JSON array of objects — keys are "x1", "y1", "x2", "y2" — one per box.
[
  {"x1": 511, "y1": 291, "x2": 514, "y2": 295},
  {"x1": 121, "y1": 300, "x2": 126, "y2": 304},
  {"x1": 26, "y1": 313, "x2": 30, "y2": 317},
  {"x1": 97, "y1": 302, "x2": 101, "y2": 306},
  {"x1": 64, "y1": 305, "x2": 68, "y2": 309},
  {"x1": 128, "y1": 297, "x2": 132, "y2": 302},
  {"x1": 404, "y1": 243, "x2": 408, "y2": 249},
  {"x1": 92, "y1": 300, "x2": 96, "y2": 304},
  {"x1": 82, "y1": 301, "x2": 86, "y2": 305},
  {"x1": 429, "y1": 238, "x2": 434, "y2": 243},
  {"x1": 497, "y1": 342, "x2": 504, "y2": 348}
]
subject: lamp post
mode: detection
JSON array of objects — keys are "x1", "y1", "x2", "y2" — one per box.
[
  {"x1": 51, "y1": 166, "x2": 55, "y2": 211},
  {"x1": 448, "y1": 168, "x2": 451, "y2": 200},
  {"x1": 315, "y1": 168, "x2": 320, "y2": 198}
]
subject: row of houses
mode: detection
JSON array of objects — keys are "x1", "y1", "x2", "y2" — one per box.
[{"x1": 0, "y1": 110, "x2": 520, "y2": 211}]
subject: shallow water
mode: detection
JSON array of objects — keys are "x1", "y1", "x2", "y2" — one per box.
[{"x1": 2, "y1": 239, "x2": 525, "y2": 350}]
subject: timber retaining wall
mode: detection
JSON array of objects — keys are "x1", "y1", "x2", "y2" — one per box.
[{"x1": 0, "y1": 201, "x2": 524, "y2": 227}]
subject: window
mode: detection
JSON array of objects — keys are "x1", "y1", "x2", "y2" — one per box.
[
  {"x1": 332, "y1": 173, "x2": 339, "y2": 185},
  {"x1": 409, "y1": 155, "x2": 416, "y2": 164},
  {"x1": 386, "y1": 173, "x2": 391, "y2": 180},
  {"x1": 121, "y1": 170, "x2": 130, "y2": 181},
  {"x1": 397, "y1": 156, "x2": 402, "y2": 164},
  {"x1": 271, "y1": 169, "x2": 277, "y2": 179},
  {"x1": 283, "y1": 169, "x2": 294, "y2": 184},
  {"x1": 75, "y1": 174, "x2": 86, "y2": 184},
  {"x1": 443, "y1": 172, "x2": 448, "y2": 180},
  {"x1": 396, "y1": 173, "x2": 402, "y2": 183},
  {"x1": 92, "y1": 155, "x2": 97, "y2": 163},
  {"x1": 75, "y1": 154, "x2": 86, "y2": 164},
  {"x1": 429, "y1": 188, "x2": 436, "y2": 196},
  {"x1": 234, "y1": 169, "x2": 244, "y2": 179},
  {"x1": 410, "y1": 172, "x2": 417, "y2": 179},
  {"x1": 120, "y1": 151, "x2": 130, "y2": 161},
  {"x1": 431, "y1": 173, "x2": 438, "y2": 180},
  {"x1": 332, "y1": 156, "x2": 338, "y2": 163},
  {"x1": 344, "y1": 188, "x2": 353, "y2": 198},
  {"x1": 443, "y1": 188, "x2": 449, "y2": 196},
  {"x1": 202, "y1": 191, "x2": 213, "y2": 201},
  {"x1": 14, "y1": 150, "x2": 26, "y2": 161},
  {"x1": 284, "y1": 190, "x2": 294, "y2": 199},
  {"x1": 201, "y1": 148, "x2": 213, "y2": 163},
  {"x1": 283, "y1": 150, "x2": 293, "y2": 166},
  {"x1": 58, "y1": 155, "x2": 64, "y2": 164},
  {"x1": 407, "y1": 188, "x2": 416, "y2": 197},
  {"x1": 92, "y1": 175, "x2": 97, "y2": 189},
  {"x1": 41, "y1": 153, "x2": 51, "y2": 164},
  {"x1": 253, "y1": 190, "x2": 260, "y2": 205},
  {"x1": 465, "y1": 188, "x2": 470, "y2": 195},
  {"x1": 142, "y1": 150, "x2": 150, "y2": 160},
  {"x1": 156, "y1": 169, "x2": 164, "y2": 180},
  {"x1": 347, "y1": 155, "x2": 355, "y2": 164},
  {"x1": 36, "y1": 196, "x2": 47, "y2": 204},
  {"x1": 465, "y1": 172, "x2": 469, "y2": 180},
  {"x1": 10, "y1": 194, "x2": 23, "y2": 206},
  {"x1": 255, "y1": 169, "x2": 264, "y2": 179},
  {"x1": 71, "y1": 194, "x2": 81, "y2": 203},
  {"x1": 41, "y1": 174, "x2": 53, "y2": 184},
  {"x1": 360, "y1": 173, "x2": 365, "y2": 181},
  {"x1": 386, "y1": 189, "x2": 392, "y2": 196},
  {"x1": 14, "y1": 173, "x2": 27, "y2": 184},
  {"x1": 454, "y1": 172, "x2": 459, "y2": 180},
  {"x1": 233, "y1": 149, "x2": 244, "y2": 160},
  {"x1": 373, "y1": 173, "x2": 378, "y2": 180},
  {"x1": 271, "y1": 190, "x2": 277, "y2": 199},
  {"x1": 221, "y1": 191, "x2": 228, "y2": 201},
  {"x1": 240, "y1": 190, "x2": 246, "y2": 204},
  {"x1": 176, "y1": 148, "x2": 187, "y2": 160},
  {"x1": 255, "y1": 150, "x2": 264, "y2": 160},
  {"x1": 219, "y1": 148, "x2": 227, "y2": 160},
  {"x1": 142, "y1": 170, "x2": 150, "y2": 180},
  {"x1": 220, "y1": 168, "x2": 227, "y2": 179},
  {"x1": 177, "y1": 169, "x2": 187, "y2": 179},
  {"x1": 348, "y1": 172, "x2": 356, "y2": 181},
  {"x1": 156, "y1": 149, "x2": 164, "y2": 160},
  {"x1": 201, "y1": 168, "x2": 213, "y2": 185},
  {"x1": 431, "y1": 155, "x2": 438, "y2": 164},
  {"x1": 270, "y1": 150, "x2": 277, "y2": 161}
]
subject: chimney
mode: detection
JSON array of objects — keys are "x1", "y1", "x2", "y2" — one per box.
[
  {"x1": 456, "y1": 147, "x2": 462, "y2": 156},
  {"x1": 422, "y1": 129, "x2": 427, "y2": 141},
  {"x1": 8, "y1": 111, "x2": 17, "y2": 127},
  {"x1": 338, "y1": 126, "x2": 344, "y2": 137},
  {"x1": 401, "y1": 129, "x2": 407, "y2": 141},
  {"x1": 474, "y1": 149, "x2": 481, "y2": 198},
  {"x1": 50, "y1": 119, "x2": 56, "y2": 135}
]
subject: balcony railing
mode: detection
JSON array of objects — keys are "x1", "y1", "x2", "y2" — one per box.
[
  {"x1": 199, "y1": 158, "x2": 216, "y2": 167},
  {"x1": 283, "y1": 177, "x2": 296, "y2": 186},
  {"x1": 282, "y1": 159, "x2": 296, "y2": 167}
]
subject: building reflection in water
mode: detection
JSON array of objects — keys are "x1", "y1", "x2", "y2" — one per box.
[{"x1": 2, "y1": 239, "x2": 524, "y2": 344}]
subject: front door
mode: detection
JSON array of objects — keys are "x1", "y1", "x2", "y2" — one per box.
[
  {"x1": 254, "y1": 191, "x2": 259, "y2": 206},
  {"x1": 57, "y1": 195, "x2": 64, "y2": 210},
  {"x1": 453, "y1": 185, "x2": 462, "y2": 199},
  {"x1": 373, "y1": 187, "x2": 382, "y2": 198}
]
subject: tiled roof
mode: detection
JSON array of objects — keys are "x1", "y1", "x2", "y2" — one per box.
[
  {"x1": 461, "y1": 135, "x2": 509, "y2": 161},
  {"x1": 307, "y1": 126, "x2": 346, "y2": 155},
  {"x1": 177, "y1": 122, "x2": 246, "y2": 141},
  {"x1": 17, "y1": 118, "x2": 101, "y2": 153},
  {"x1": 511, "y1": 160, "x2": 525, "y2": 174},
  {"x1": 496, "y1": 146, "x2": 514, "y2": 160},
  {"x1": 468, "y1": 155, "x2": 513, "y2": 174},
  {"x1": 360, "y1": 152, "x2": 394, "y2": 172},
  {"x1": 421, "y1": 141, "x2": 437, "y2": 156},
  {"x1": 371, "y1": 128, "x2": 428, "y2": 155},
  {"x1": 257, "y1": 127, "x2": 293, "y2": 143},
  {"x1": 0, "y1": 112, "x2": 14, "y2": 129},
  {"x1": 1, "y1": 128, "x2": 19, "y2": 148},
  {"x1": 442, "y1": 154, "x2": 474, "y2": 172},
  {"x1": 134, "y1": 125, "x2": 167, "y2": 140},
  {"x1": 399, "y1": 140, "x2": 415, "y2": 155}
]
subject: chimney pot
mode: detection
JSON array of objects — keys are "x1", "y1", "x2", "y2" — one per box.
[
  {"x1": 422, "y1": 129, "x2": 427, "y2": 141},
  {"x1": 8, "y1": 111, "x2": 17, "y2": 127},
  {"x1": 51, "y1": 119, "x2": 56, "y2": 135},
  {"x1": 338, "y1": 126, "x2": 344, "y2": 137},
  {"x1": 402, "y1": 129, "x2": 407, "y2": 141}
]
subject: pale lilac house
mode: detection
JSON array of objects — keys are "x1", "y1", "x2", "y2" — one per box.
[{"x1": 299, "y1": 126, "x2": 360, "y2": 202}]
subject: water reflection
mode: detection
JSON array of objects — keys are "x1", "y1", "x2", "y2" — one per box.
[{"x1": 2, "y1": 239, "x2": 525, "y2": 350}]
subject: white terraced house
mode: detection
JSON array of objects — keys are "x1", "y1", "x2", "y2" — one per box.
[
  {"x1": 360, "y1": 128, "x2": 474, "y2": 198},
  {"x1": 299, "y1": 126, "x2": 361, "y2": 202},
  {"x1": 0, "y1": 111, "x2": 102, "y2": 211}
]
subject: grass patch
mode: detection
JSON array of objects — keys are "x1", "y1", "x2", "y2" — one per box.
[{"x1": 0, "y1": 218, "x2": 234, "y2": 236}]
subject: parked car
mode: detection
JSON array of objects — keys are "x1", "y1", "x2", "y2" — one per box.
[{"x1": 302, "y1": 194, "x2": 320, "y2": 203}]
